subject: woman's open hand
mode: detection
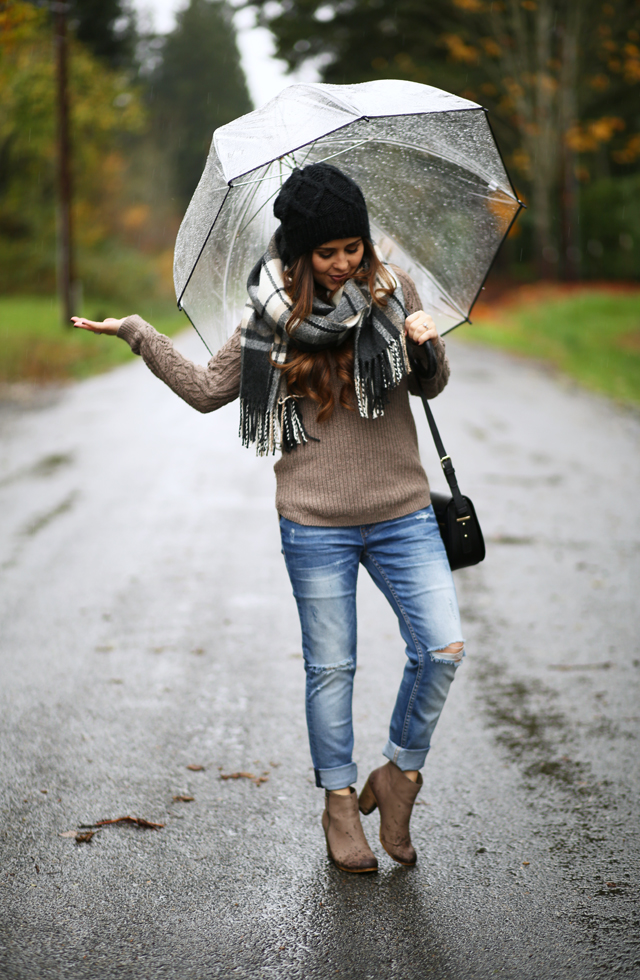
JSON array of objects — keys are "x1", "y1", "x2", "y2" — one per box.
[
  {"x1": 404, "y1": 310, "x2": 438, "y2": 346},
  {"x1": 71, "y1": 316, "x2": 126, "y2": 336}
]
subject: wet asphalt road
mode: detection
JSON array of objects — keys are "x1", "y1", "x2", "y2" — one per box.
[{"x1": 0, "y1": 330, "x2": 639, "y2": 980}]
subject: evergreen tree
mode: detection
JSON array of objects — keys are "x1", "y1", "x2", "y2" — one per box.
[
  {"x1": 69, "y1": 0, "x2": 137, "y2": 68},
  {"x1": 149, "y1": 0, "x2": 252, "y2": 207}
]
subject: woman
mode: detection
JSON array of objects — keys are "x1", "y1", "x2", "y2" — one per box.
[{"x1": 73, "y1": 163, "x2": 464, "y2": 874}]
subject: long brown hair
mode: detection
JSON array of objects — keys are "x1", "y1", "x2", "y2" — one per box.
[{"x1": 275, "y1": 239, "x2": 395, "y2": 423}]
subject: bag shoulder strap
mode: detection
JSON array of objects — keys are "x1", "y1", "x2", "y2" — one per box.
[{"x1": 409, "y1": 349, "x2": 470, "y2": 519}]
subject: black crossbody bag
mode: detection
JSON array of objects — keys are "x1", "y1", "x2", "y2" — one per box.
[{"x1": 410, "y1": 349, "x2": 485, "y2": 571}]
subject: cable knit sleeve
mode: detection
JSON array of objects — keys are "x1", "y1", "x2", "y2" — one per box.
[
  {"x1": 117, "y1": 315, "x2": 241, "y2": 413},
  {"x1": 391, "y1": 267, "x2": 450, "y2": 400}
]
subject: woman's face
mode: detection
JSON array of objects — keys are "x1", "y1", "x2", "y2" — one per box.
[{"x1": 311, "y1": 237, "x2": 365, "y2": 294}]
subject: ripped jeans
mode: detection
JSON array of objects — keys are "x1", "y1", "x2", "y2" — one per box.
[{"x1": 280, "y1": 506, "x2": 464, "y2": 790}]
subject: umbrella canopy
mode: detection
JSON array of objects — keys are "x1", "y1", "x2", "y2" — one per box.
[{"x1": 174, "y1": 79, "x2": 522, "y2": 355}]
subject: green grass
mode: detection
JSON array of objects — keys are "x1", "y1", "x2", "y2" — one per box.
[
  {"x1": 463, "y1": 287, "x2": 640, "y2": 406},
  {"x1": 0, "y1": 295, "x2": 189, "y2": 383}
]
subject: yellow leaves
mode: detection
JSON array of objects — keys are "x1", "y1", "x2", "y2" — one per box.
[
  {"x1": 0, "y1": 3, "x2": 147, "y2": 255},
  {"x1": 589, "y1": 73, "x2": 610, "y2": 91},
  {"x1": 481, "y1": 82, "x2": 498, "y2": 96},
  {"x1": 511, "y1": 148, "x2": 531, "y2": 176},
  {"x1": 538, "y1": 73, "x2": 558, "y2": 94},
  {"x1": 503, "y1": 77, "x2": 524, "y2": 100},
  {"x1": 394, "y1": 52, "x2": 415, "y2": 71},
  {"x1": 521, "y1": 1, "x2": 537, "y2": 9},
  {"x1": 590, "y1": 117, "x2": 624, "y2": 141},
  {"x1": 0, "y1": 0, "x2": 44, "y2": 51},
  {"x1": 565, "y1": 117, "x2": 625, "y2": 153},
  {"x1": 122, "y1": 203, "x2": 153, "y2": 233},
  {"x1": 442, "y1": 33, "x2": 479, "y2": 65},
  {"x1": 480, "y1": 37, "x2": 501, "y2": 58},
  {"x1": 613, "y1": 134, "x2": 640, "y2": 164},
  {"x1": 371, "y1": 56, "x2": 388, "y2": 70},
  {"x1": 623, "y1": 49, "x2": 640, "y2": 83},
  {"x1": 452, "y1": 0, "x2": 485, "y2": 10}
]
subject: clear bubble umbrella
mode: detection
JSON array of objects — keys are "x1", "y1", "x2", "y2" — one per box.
[{"x1": 173, "y1": 79, "x2": 523, "y2": 356}]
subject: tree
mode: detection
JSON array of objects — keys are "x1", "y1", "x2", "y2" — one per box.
[
  {"x1": 149, "y1": 0, "x2": 252, "y2": 207},
  {"x1": 0, "y1": 1, "x2": 146, "y2": 294},
  {"x1": 69, "y1": 0, "x2": 137, "y2": 69},
  {"x1": 249, "y1": 0, "x2": 640, "y2": 279}
]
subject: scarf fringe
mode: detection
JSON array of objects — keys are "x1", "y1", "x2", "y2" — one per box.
[
  {"x1": 240, "y1": 396, "x2": 311, "y2": 456},
  {"x1": 355, "y1": 332, "x2": 410, "y2": 418}
]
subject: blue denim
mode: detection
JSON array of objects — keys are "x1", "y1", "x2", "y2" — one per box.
[{"x1": 280, "y1": 506, "x2": 464, "y2": 790}]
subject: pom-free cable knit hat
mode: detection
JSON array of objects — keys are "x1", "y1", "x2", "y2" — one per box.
[{"x1": 273, "y1": 163, "x2": 371, "y2": 263}]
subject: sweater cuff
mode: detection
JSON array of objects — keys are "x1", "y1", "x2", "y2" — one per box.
[
  {"x1": 117, "y1": 314, "x2": 152, "y2": 355},
  {"x1": 407, "y1": 336, "x2": 445, "y2": 376}
]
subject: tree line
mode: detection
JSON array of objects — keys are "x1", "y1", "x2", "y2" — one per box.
[
  {"x1": 250, "y1": 0, "x2": 640, "y2": 280},
  {"x1": 0, "y1": 0, "x2": 251, "y2": 302},
  {"x1": 1, "y1": 0, "x2": 638, "y2": 299}
]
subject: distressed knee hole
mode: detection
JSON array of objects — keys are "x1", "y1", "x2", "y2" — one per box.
[
  {"x1": 434, "y1": 641, "x2": 464, "y2": 664},
  {"x1": 305, "y1": 658, "x2": 354, "y2": 675}
]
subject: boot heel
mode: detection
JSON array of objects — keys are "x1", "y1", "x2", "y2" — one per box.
[{"x1": 358, "y1": 778, "x2": 378, "y2": 815}]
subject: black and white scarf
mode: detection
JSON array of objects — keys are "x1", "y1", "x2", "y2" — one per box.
[{"x1": 239, "y1": 234, "x2": 410, "y2": 456}]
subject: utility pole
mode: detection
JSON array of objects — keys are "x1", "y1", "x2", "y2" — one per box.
[{"x1": 53, "y1": 2, "x2": 75, "y2": 325}]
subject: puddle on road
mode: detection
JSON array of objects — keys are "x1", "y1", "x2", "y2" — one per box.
[
  {"x1": 0, "y1": 451, "x2": 74, "y2": 489},
  {"x1": 21, "y1": 491, "x2": 78, "y2": 537}
]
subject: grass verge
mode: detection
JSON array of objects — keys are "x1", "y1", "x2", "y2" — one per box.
[
  {"x1": 0, "y1": 296, "x2": 189, "y2": 384},
  {"x1": 463, "y1": 285, "x2": 640, "y2": 406}
]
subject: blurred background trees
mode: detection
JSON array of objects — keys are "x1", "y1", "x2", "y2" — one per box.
[
  {"x1": 251, "y1": 0, "x2": 640, "y2": 281},
  {"x1": 0, "y1": 0, "x2": 250, "y2": 306},
  {"x1": 0, "y1": 0, "x2": 638, "y2": 324},
  {"x1": 148, "y1": 0, "x2": 251, "y2": 209}
]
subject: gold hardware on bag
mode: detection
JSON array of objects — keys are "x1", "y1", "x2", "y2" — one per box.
[{"x1": 456, "y1": 515, "x2": 470, "y2": 523}]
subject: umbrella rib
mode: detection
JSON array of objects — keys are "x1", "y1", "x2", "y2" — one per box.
[
  {"x1": 230, "y1": 140, "x2": 373, "y2": 187},
  {"x1": 222, "y1": 176, "x2": 266, "y2": 312},
  {"x1": 298, "y1": 139, "x2": 373, "y2": 167},
  {"x1": 235, "y1": 182, "x2": 284, "y2": 240}
]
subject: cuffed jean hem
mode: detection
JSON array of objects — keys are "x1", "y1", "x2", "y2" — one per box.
[
  {"x1": 315, "y1": 762, "x2": 358, "y2": 790},
  {"x1": 382, "y1": 739, "x2": 429, "y2": 772}
]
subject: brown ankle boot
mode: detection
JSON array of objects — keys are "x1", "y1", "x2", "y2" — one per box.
[
  {"x1": 359, "y1": 761, "x2": 423, "y2": 866},
  {"x1": 321, "y1": 788, "x2": 378, "y2": 873}
]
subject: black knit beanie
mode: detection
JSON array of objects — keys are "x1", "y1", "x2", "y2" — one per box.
[{"x1": 273, "y1": 163, "x2": 370, "y2": 263}]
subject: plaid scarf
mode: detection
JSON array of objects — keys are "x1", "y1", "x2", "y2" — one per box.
[{"x1": 239, "y1": 234, "x2": 410, "y2": 456}]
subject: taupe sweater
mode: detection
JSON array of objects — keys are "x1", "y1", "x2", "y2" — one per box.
[{"x1": 117, "y1": 268, "x2": 450, "y2": 526}]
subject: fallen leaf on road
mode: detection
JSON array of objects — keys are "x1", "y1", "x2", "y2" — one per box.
[
  {"x1": 220, "y1": 771, "x2": 269, "y2": 786},
  {"x1": 89, "y1": 816, "x2": 164, "y2": 830},
  {"x1": 59, "y1": 829, "x2": 97, "y2": 843},
  {"x1": 186, "y1": 764, "x2": 205, "y2": 771},
  {"x1": 172, "y1": 795, "x2": 194, "y2": 802},
  {"x1": 75, "y1": 831, "x2": 96, "y2": 844}
]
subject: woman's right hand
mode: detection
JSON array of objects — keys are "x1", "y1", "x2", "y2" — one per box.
[{"x1": 71, "y1": 316, "x2": 126, "y2": 336}]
